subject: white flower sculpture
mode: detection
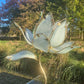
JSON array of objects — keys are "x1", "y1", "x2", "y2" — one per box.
[
  {"x1": 14, "y1": 14, "x2": 79, "y2": 54},
  {"x1": 6, "y1": 13, "x2": 80, "y2": 84}
]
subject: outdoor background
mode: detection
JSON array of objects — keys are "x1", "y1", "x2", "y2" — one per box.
[{"x1": 0, "y1": 0, "x2": 84, "y2": 84}]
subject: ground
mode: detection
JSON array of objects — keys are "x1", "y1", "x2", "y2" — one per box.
[{"x1": 0, "y1": 68, "x2": 31, "y2": 84}]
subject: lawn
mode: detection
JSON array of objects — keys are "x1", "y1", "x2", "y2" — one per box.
[{"x1": 0, "y1": 40, "x2": 84, "y2": 84}]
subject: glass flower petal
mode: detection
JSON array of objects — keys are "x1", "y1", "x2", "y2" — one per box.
[
  {"x1": 57, "y1": 46, "x2": 80, "y2": 54},
  {"x1": 26, "y1": 75, "x2": 43, "y2": 84},
  {"x1": 26, "y1": 80, "x2": 43, "y2": 84},
  {"x1": 34, "y1": 13, "x2": 53, "y2": 39},
  {"x1": 33, "y1": 37, "x2": 49, "y2": 52},
  {"x1": 50, "y1": 20, "x2": 68, "y2": 47},
  {"x1": 54, "y1": 41, "x2": 74, "y2": 51},
  {"x1": 49, "y1": 42, "x2": 74, "y2": 53},
  {"x1": 14, "y1": 22, "x2": 32, "y2": 45},
  {"x1": 6, "y1": 50, "x2": 37, "y2": 61},
  {"x1": 25, "y1": 28, "x2": 33, "y2": 44}
]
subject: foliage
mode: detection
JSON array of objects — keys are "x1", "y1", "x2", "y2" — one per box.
[
  {"x1": 0, "y1": 0, "x2": 45, "y2": 38},
  {"x1": 62, "y1": 64, "x2": 84, "y2": 84},
  {"x1": 46, "y1": 0, "x2": 66, "y2": 20},
  {"x1": 0, "y1": 0, "x2": 45, "y2": 28},
  {"x1": 0, "y1": 0, "x2": 84, "y2": 39},
  {"x1": 0, "y1": 27, "x2": 10, "y2": 34}
]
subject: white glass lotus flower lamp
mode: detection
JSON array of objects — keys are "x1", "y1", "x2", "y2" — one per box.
[
  {"x1": 6, "y1": 13, "x2": 80, "y2": 84},
  {"x1": 14, "y1": 13, "x2": 80, "y2": 54}
]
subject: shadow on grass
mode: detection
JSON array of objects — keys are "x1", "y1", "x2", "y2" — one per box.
[
  {"x1": 19, "y1": 58, "x2": 42, "y2": 77},
  {"x1": 0, "y1": 72, "x2": 30, "y2": 84},
  {"x1": 69, "y1": 51, "x2": 84, "y2": 61},
  {"x1": 5, "y1": 58, "x2": 42, "y2": 78}
]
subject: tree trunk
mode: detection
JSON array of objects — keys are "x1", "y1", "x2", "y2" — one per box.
[
  {"x1": 79, "y1": 30, "x2": 81, "y2": 39},
  {"x1": 70, "y1": 28, "x2": 72, "y2": 41},
  {"x1": 81, "y1": 30, "x2": 84, "y2": 40}
]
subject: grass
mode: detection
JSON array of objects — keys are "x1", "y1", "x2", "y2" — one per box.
[
  {"x1": 0, "y1": 40, "x2": 84, "y2": 84},
  {"x1": 60, "y1": 41, "x2": 84, "y2": 84}
]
